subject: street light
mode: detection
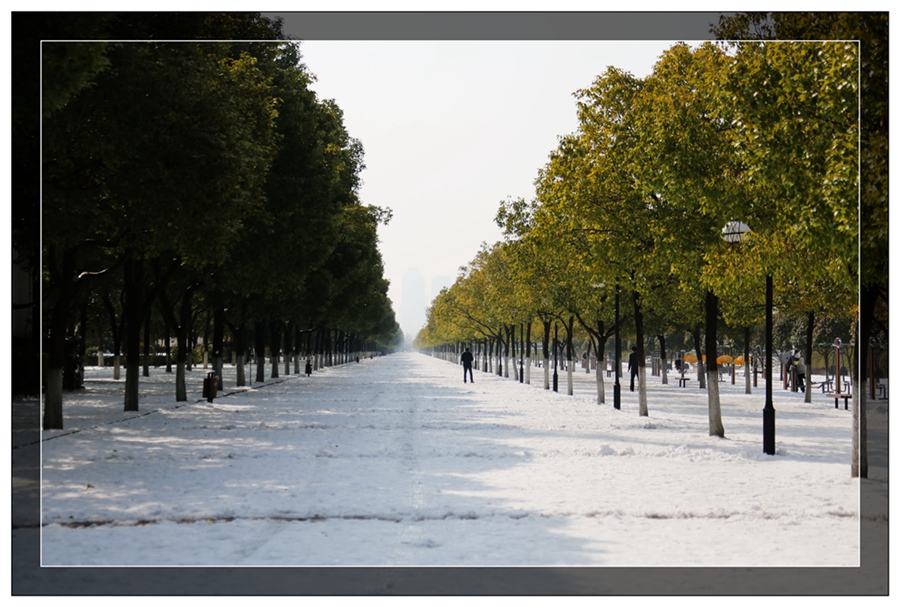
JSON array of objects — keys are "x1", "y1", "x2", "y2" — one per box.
[
  {"x1": 722, "y1": 220, "x2": 775, "y2": 455},
  {"x1": 721, "y1": 220, "x2": 751, "y2": 244}
]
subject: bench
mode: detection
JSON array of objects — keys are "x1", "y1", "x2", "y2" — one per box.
[
  {"x1": 678, "y1": 377, "x2": 691, "y2": 388},
  {"x1": 826, "y1": 393, "x2": 851, "y2": 410},
  {"x1": 816, "y1": 379, "x2": 834, "y2": 393}
]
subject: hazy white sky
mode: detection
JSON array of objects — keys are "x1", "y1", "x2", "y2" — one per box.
[{"x1": 298, "y1": 40, "x2": 679, "y2": 340}]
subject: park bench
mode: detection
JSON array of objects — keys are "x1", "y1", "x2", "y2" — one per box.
[
  {"x1": 677, "y1": 377, "x2": 691, "y2": 388},
  {"x1": 826, "y1": 393, "x2": 851, "y2": 410}
]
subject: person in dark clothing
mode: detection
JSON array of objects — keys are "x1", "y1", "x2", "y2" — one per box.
[
  {"x1": 795, "y1": 351, "x2": 807, "y2": 392},
  {"x1": 628, "y1": 346, "x2": 639, "y2": 392},
  {"x1": 461, "y1": 347, "x2": 474, "y2": 383}
]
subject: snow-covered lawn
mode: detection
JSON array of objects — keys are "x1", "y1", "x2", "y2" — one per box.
[{"x1": 37, "y1": 352, "x2": 866, "y2": 567}]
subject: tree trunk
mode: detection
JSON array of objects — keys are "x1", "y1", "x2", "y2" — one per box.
[
  {"x1": 284, "y1": 325, "x2": 292, "y2": 375},
  {"x1": 658, "y1": 334, "x2": 668, "y2": 385},
  {"x1": 311, "y1": 328, "x2": 319, "y2": 371},
  {"x1": 43, "y1": 249, "x2": 78, "y2": 429},
  {"x1": 595, "y1": 331, "x2": 608, "y2": 404},
  {"x1": 68, "y1": 302, "x2": 88, "y2": 389},
  {"x1": 804, "y1": 311, "x2": 814, "y2": 404},
  {"x1": 212, "y1": 307, "x2": 225, "y2": 391},
  {"x1": 705, "y1": 290, "x2": 724, "y2": 437},
  {"x1": 157, "y1": 284, "x2": 192, "y2": 402},
  {"x1": 165, "y1": 332, "x2": 172, "y2": 373},
  {"x1": 272, "y1": 320, "x2": 282, "y2": 378},
  {"x1": 502, "y1": 326, "x2": 510, "y2": 379},
  {"x1": 524, "y1": 322, "x2": 532, "y2": 384},
  {"x1": 254, "y1": 320, "x2": 266, "y2": 383},
  {"x1": 566, "y1": 315, "x2": 574, "y2": 396},
  {"x1": 294, "y1": 327, "x2": 301, "y2": 374},
  {"x1": 234, "y1": 324, "x2": 246, "y2": 387},
  {"x1": 691, "y1": 326, "x2": 706, "y2": 389},
  {"x1": 186, "y1": 312, "x2": 196, "y2": 372},
  {"x1": 633, "y1": 291, "x2": 648, "y2": 416},
  {"x1": 174, "y1": 289, "x2": 192, "y2": 402},
  {"x1": 168, "y1": 288, "x2": 191, "y2": 402},
  {"x1": 142, "y1": 309, "x2": 151, "y2": 377},
  {"x1": 744, "y1": 327, "x2": 752, "y2": 395},
  {"x1": 510, "y1": 326, "x2": 519, "y2": 381},
  {"x1": 102, "y1": 292, "x2": 123, "y2": 380},
  {"x1": 122, "y1": 257, "x2": 147, "y2": 412},
  {"x1": 853, "y1": 285, "x2": 876, "y2": 478},
  {"x1": 542, "y1": 319, "x2": 551, "y2": 390}
]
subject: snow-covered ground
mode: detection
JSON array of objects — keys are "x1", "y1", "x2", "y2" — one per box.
[{"x1": 29, "y1": 351, "x2": 880, "y2": 571}]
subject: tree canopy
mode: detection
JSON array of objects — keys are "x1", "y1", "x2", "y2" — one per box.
[{"x1": 28, "y1": 13, "x2": 401, "y2": 428}]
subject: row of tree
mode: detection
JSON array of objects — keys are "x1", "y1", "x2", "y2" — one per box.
[
  {"x1": 20, "y1": 14, "x2": 403, "y2": 429},
  {"x1": 416, "y1": 14, "x2": 888, "y2": 479}
]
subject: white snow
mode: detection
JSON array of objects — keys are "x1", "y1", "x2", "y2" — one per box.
[{"x1": 37, "y1": 352, "x2": 865, "y2": 568}]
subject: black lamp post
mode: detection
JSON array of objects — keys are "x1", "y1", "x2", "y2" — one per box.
[
  {"x1": 763, "y1": 274, "x2": 775, "y2": 454},
  {"x1": 722, "y1": 220, "x2": 775, "y2": 455}
]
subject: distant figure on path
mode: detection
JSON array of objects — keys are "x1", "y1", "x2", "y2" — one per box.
[
  {"x1": 461, "y1": 347, "x2": 474, "y2": 383},
  {"x1": 795, "y1": 351, "x2": 806, "y2": 392},
  {"x1": 628, "y1": 346, "x2": 639, "y2": 392}
]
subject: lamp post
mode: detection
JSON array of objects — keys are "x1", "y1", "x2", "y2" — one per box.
[
  {"x1": 763, "y1": 274, "x2": 775, "y2": 454},
  {"x1": 722, "y1": 220, "x2": 775, "y2": 455}
]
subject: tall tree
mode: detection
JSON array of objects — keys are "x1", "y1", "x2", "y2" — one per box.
[
  {"x1": 713, "y1": 12, "x2": 879, "y2": 477},
  {"x1": 42, "y1": 39, "x2": 279, "y2": 420},
  {"x1": 628, "y1": 43, "x2": 747, "y2": 436}
]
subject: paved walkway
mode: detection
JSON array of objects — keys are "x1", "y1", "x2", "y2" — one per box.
[{"x1": 12, "y1": 352, "x2": 888, "y2": 595}]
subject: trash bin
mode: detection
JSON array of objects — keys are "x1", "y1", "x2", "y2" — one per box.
[{"x1": 203, "y1": 372, "x2": 217, "y2": 402}]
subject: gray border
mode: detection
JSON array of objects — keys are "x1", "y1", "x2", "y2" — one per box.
[
  {"x1": 266, "y1": 11, "x2": 723, "y2": 40},
  {"x1": 13, "y1": 10, "x2": 887, "y2": 596}
]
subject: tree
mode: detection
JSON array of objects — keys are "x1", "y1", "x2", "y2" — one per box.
[
  {"x1": 42, "y1": 38, "x2": 280, "y2": 421},
  {"x1": 713, "y1": 12, "x2": 879, "y2": 478}
]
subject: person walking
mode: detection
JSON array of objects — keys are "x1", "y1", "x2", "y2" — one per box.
[
  {"x1": 461, "y1": 347, "x2": 474, "y2": 384},
  {"x1": 628, "y1": 346, "x2": 639, "y2": 392},
  {"x1": 795, "y1": 351, "x2": 807, "y2": 392}
]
